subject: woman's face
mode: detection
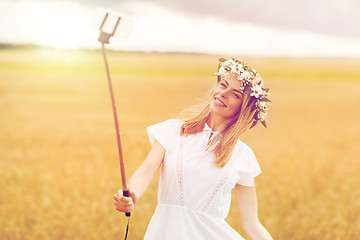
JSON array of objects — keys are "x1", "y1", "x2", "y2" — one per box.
[{"x1": 209, "y1": 74, "x2": 243, "y2": 121}]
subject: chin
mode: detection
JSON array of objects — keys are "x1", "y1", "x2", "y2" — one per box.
[
  {"x1": 209, "y1": 104, "x2": 225, "y2": 117},
  {"x1": 209, "y1": 101, "x2": 219, "y2": 113}
]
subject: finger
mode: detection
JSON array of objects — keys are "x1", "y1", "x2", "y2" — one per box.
[
  {"x1": 117, "y1": 189, "x2": 123, "y2": 197},
  {"x1": 118, "y1": 189, "x2": 133, "y2": 199},
  {"x1": 116, "y1": 196, "x2": 132, "y2": 204},
  {"x1": 114, "y1": 201, "x2": 125, "y2": 211},
  {"x1": 122, "y1": 199, "x2": 133, "y2": 207},
  {"x1": 114, "y1": 198, "x2": 133, "y2": 208},
  {"x1": 113, "y1": 194, "x2": 122, "y2": 201},
  {"x1": 114, "y1": 202, "x2": 134, "y2": 213},
  {"x1": 113, "y1": 192, "x2": 131, "y2": 201}
]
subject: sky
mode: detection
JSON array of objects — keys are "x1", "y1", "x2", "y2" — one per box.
[{"x1": 0, "y1": 0, "x2": 360, "y2": 57}]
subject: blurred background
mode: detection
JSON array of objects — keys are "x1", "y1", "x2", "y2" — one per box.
[{"x1": 0, "y1": 0, "x2": 359, "y2": 239}]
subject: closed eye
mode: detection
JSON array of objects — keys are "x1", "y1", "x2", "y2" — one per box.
[{"x1": 220, "y1": 79, "x2": 229, "y2": 88}]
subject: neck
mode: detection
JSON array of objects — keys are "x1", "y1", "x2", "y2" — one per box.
[{"x1": 207, "y1": 113, "x2": 233, "y2": 132}]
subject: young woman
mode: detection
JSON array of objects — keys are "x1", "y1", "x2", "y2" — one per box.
[{"x1": 113, "y1": 58, "x2": 273, "y2": 239}]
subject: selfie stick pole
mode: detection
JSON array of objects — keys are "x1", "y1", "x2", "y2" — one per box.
[{"x1": 98, "y1": 13, "x2": 130, "y2": 217}]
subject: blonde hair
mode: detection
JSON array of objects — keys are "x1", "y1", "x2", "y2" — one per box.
[{"x1": 180, "y1": 84, "x2": 258, "y2": 168}]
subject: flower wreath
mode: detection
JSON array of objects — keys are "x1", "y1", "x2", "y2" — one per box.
[{"x1": 214, "y1": 57, "x2": 271, "y2": 128}]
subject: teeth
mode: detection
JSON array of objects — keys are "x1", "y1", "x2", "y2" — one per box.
[{"x1": 215, "y1": 98, "x2": 225, "y2": 107}]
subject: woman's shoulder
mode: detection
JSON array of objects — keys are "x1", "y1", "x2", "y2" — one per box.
[
  {"x1": 233, "y1": 140, "x2": 262, "y2": 185},
  {"x1": 235, "y1": 139, "x2": 255, "y2": 156},
  {"x1": 230, "y1": 140, "x2": 262, "y2": 178},
  {"x1": 147, "y1": 119, "x2": 184, "y2": 148},
  {"x1": 232, "y1": 139, "x2": 259, "y2": 166},
  {"x1": 148, "y1": 119, "x2": 184, "y2": 134}
]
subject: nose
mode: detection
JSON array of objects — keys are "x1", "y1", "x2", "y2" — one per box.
[{"x1": 220, "y1": 88, "x2": 231, "y2": 98}]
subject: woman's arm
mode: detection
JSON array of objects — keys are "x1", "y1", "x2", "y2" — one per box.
[
  {"x1": 235, "y1": 184, "x2": 273, "y2": 240},
  {"x1": 113, "y1": 140, "x2": 165, "y2": 213}
]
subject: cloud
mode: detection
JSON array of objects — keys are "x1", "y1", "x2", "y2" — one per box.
[
  {"x1": 54, "y1": 0, "x2": 360, "y2": 39},
  {"x1": 105, "y1": 2, "x2": 360, "y2": 58},
  {"x1": 142, "y1": 0, "x2": 360, "y2": 38}
]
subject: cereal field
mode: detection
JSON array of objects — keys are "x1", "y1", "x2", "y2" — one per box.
[{"x1": 0, "y1": 48, "x2": 359, "y2": 239}]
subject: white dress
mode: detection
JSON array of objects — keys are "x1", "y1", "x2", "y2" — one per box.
[{"x1": 144, "y1": 119, "x2": 262, "y2": 240}]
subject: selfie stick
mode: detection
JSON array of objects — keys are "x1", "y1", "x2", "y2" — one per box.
[{"x1": 98, "y1": 12, "x2": 130, "y2": 217}]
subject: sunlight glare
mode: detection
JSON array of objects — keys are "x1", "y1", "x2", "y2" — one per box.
[
  {"x1": 46, "y1": 16, "x2": 83, "y2": 49},
  {"x1": 13, "y1": 1, "x2": 92, "y2": 49},
  {"x1": 40, "y1": 2, "x2": 90, "y2": 49}
]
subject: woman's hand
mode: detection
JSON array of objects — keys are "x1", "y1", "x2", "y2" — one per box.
[{"x1": 113, "y1": 188, "x2": 138, "y2": 213}]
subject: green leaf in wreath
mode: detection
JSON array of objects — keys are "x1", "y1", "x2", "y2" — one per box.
[
  {"x1": 250, "y1": 120, "x2": 258, "y2": 129},
  {"x1": 262, "y1": 98, "x2": 272, "y2": 102}
]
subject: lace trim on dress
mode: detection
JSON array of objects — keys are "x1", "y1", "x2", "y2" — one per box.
[
  {"x1": 176, "y1": 137, "x2": 184, "y2": 206},
  {"x1": 200, "y1": 150, "x2": 239, "y2": 213}
]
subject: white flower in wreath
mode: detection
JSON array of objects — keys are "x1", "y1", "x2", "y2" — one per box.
[
  {"x1": 253, "y1": 75, "x2": 262, "y2": 86},
  {"x1": 250, "y1": 85, "x2": 263, "y2": 98},
  {"x1": 217, "y1": 67, "x2": 227, "y2": 76},
  {"x1": 257, "y1": 100, "x2": 268, "y2": 110},
  {"x1": 258, "y1": 111, "x2": 267, "y2": 121},
  {"x1": 241, "y1": 71, "x2": 252, "y2": 79},
  {"x1": 229, "y1": 65, "x2": 238, "y2": 74},
  {"x1": 224, "y1": 59, "x2": 235, "y2": 68}
]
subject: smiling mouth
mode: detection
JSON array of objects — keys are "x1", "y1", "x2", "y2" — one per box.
[{"x1": 214, "y1": 97, "x2": 227, "y2": 107}]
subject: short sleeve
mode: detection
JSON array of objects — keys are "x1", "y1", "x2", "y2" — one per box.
[
  {"x1": 147, "y1": 119, "x2": 177, "y2": 151},
  {"x1": 235, "y1": 144, "x2": 262, "y2": 187}
]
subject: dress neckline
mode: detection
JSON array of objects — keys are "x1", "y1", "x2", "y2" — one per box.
[{"x1": 203, "y1": 123, "x2": 219, "y2": 133}]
